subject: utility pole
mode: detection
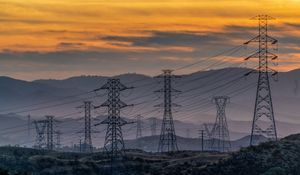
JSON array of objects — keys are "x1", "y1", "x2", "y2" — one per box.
[
  {"x1": 211, "y1": 96, "x2": 231, "y2": 152},
  {"x1": 244, "y1": 15, "x2": 278, "y2": 146},
  {"x1": 79, "y1": 139, "x2": 82, "y2": 153},
  {"x1": 46, "y1": 116, "x2": 54, "y2": 151},
  {"x1": 198, "y1": 129, "x2": 205, "y2": 152},
  {"x1": 155, "y1": 70, "x2": 181, "y2": 153},
  {"x1": 34, "y1": 120, "x2": 47, "y2": 149},
  {"x1": 150, "y1": 117, "x2": 157, "y2": 136},
  {"x1": 96, "y1": 78, "x2": 134, "y2": 174}
]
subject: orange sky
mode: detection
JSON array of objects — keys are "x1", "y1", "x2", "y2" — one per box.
[{"x1": 0, "y1": 0, "x2": 300, "y2": 80}]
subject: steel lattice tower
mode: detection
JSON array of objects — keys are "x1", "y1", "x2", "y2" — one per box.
[
  {"x1": 211, "y1": 96, "x2": 231, "y2": 152},
  {"x1": 34, "y1": 120, "x2": 47, "y2": 149},
  {"x1": 27, "y1": 115, "x2": 31, "y2": 139},
  {"x1": 150, "y1": 117, "x2": 157, "y2": 136},
  {"x1": 204, "y1": 123, "x2": 214, "y2": 151},
  {"x1": 55, "y1": 131, "x2": 62, "y2": 150},
  {"x1": 244, "y1": 15, "x2": 278, "y2": 146},
  {"x1": 46, "y1": 116, "x2": 54, "y2": 151},
  {"x1": 156, "y1": 70, "x2": 180, "y2": 153},
  {"x1": 99, "y1": 79, "x2": 134, "y2": 161},
  {"x1": 82, "y1": 101, "x2": 93, "y2": 153},
  {"x1": 136, "y1": 115, "x2": 143, "y2": 139}
]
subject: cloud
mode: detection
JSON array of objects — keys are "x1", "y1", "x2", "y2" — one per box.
[
  {"x1": 0, "y1": 18, "x2": 73, "y2": 25},
  {"x1": 285, "y1": 22, "x2": 300, "y2": 29},
  {"x1": 0, "y1": 1, "x2": 300, "y2": 80},
  {"x1": 57, "y1": 42, "x2": 86, "y2": 50},
  {"x1": 103, "y1": 31, "x2": 236, "y2": 49}
]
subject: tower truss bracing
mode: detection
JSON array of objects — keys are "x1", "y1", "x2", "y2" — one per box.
[
  {"x1": 98, "y1": 79, "x2": 134, "y2": 160},
  {"x1": 34, "y1": 120, "x2": 47, "y2": 149},
  {"x1": 155, "y1": 70, "x2": 181, "y2": 153},
  {"x1": 244, "y1": 15, "x2": 278, "y2": 145},
  {"x1": 211, "y1": 96, "x2": 231, "y2": 152}
]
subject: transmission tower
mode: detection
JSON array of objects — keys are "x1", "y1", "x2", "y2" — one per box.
[
  {"x1": 136, "y1": 115, "x2": 143, "y2": 139},
  {"x1": 34, "y1": 120, "x2": 47, "y2": 149},
  {"x1": 203, "y1": 123, "x2": 214, "y2": 151},
  {"x1": 244, "y1": 15, "x2": 278, "y2": 145},
  {"x1": 55, "y1": 131, "x2": 62, "y2": 150},
  {"x1": 211, "y1": 96, "x2": 231, "y2": 152},
  {"x1": 27, "y1": 115, "x2": 31, "y2": 138},
  {"x1": 150, "y1": 117, "x2": 157, "y2": 136},
  {"x1": 97, "y1": 79, "x2": 134, "y2": 164},
  {"x1": 135, "y1": 115, "x2": 143, "y2": 150},
  {"x1": 78, "y1": 101, "x2": 93, "y2": 153},
  {"x1": 155, "y1": 70, "x2": 180, "y2": 153},
  {"x1": 46, "y1": 115, "x2": 54, "y2": 151}
]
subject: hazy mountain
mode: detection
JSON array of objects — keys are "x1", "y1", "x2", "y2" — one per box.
[
  {"x1": 124, "y1": 135, "x2": 268, "y2": 152},
  {"x1": 0, "y1": 67, "x2": 299, "y2": 147}
]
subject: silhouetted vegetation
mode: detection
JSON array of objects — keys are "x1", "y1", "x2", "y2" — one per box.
[{"x1": 1, "y1": 134, "x2": 300, "y2": 174}]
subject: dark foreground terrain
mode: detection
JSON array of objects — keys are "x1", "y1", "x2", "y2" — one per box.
[{"x1": 1, "y1": 134, "x2": 300, "y2": 175}]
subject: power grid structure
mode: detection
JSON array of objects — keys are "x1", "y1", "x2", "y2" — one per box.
[
  {"x1": 78, "y1": 101, "x2": 94, "y2": 153},
  {"x1": 136, "y1": 115, "x2": 143, "y2": 139},
  {"x1": 198, "y1": 129, "x2": 205, "y2": 152},
  {"x1": 95, "y1": 78, "x2": 134, "y2": 174},
  {"x1": 203, "y1": 123, "x2": 214, "y2": 151},
  {"x1": 33, "y1": 116, "x2": 57, "y2": 150},
  {"x1": 136, "y1": 115, "x2": 143, "y2": 149},
  {"x1": 150, "y1": 117, "x2": 157, "y2": 136},
  {"x1": 34, "y1": 120, "x2": 48, "y2": 149},
  {"x1": 244, "y1": 15, "x2": 278, "y2": 146},
  {"x1": 46, "y1": 115, "x2": 55, "y2": 151},
  {"x1": 55, "y1": 131, "x2": 62, "y2": 150},
  {"x1": 0, "y1": 15, "x2": 285, "y2": 162},
  {"x1": 27, "y1": 114, "x2": 31, "y2": 139},
  {"x1": 155, "y1": 70, "x2": 181, "y2": 153},
  {"x1": 211, "y1": 96, "x2": 231, "y2": 152}
]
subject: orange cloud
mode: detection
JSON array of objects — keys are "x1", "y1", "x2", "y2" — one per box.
[{"x1": 0, "y1": 0, "x2": 300, "y2": 80}]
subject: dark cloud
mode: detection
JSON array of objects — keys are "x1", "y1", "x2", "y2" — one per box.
[
  {"x1": 278, "y1": 35, "x2": 300, "y2": 45},
  {"x1": 103, "y1": 31, "x2": 227, "y2": 48},
  {"x1": 285, "y1": 22, "x2": 300, "y2": 29},
  {"x1": 57, "y1": 42, "x2": 86, "y2": 50},
  {"x1": 0, "y1": 25, "x2": 299, "y2": 80},
  {"x1": 223, "y1": 25, "x2": 257, "y2": 31}
]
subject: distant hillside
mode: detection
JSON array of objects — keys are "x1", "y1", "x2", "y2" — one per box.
[
  {"x1": 124, "y1": 135, "x2": 268, "y2": 152},
  {"x1": 0, "y1": 67, "x2": 300, "y2": 145}
]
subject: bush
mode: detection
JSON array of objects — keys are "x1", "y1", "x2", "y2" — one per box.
[{"x1": 261, "y1": 167, "x2": 287, "y2": 175}]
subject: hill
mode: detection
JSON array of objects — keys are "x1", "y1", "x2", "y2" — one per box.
[
  {"x1": 0, "y1": 146, "x2": 228, "y2": 175},
  {"x1": 177, "y1": 134, "x2": 300, "y2": 175},
  {"x1": 0, "y1": 133, "x2": 300, "y2": 174},
  {"x1": 124, "y1": 135, "x2": 268, "y2": 152},
  {"x1": 0, "y1": 68, "x2": 300, "y2": 147}
]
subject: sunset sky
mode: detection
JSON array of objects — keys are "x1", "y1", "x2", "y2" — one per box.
[{"x1": 0, "y1": 0, "x2": 300, "y2": 80}]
